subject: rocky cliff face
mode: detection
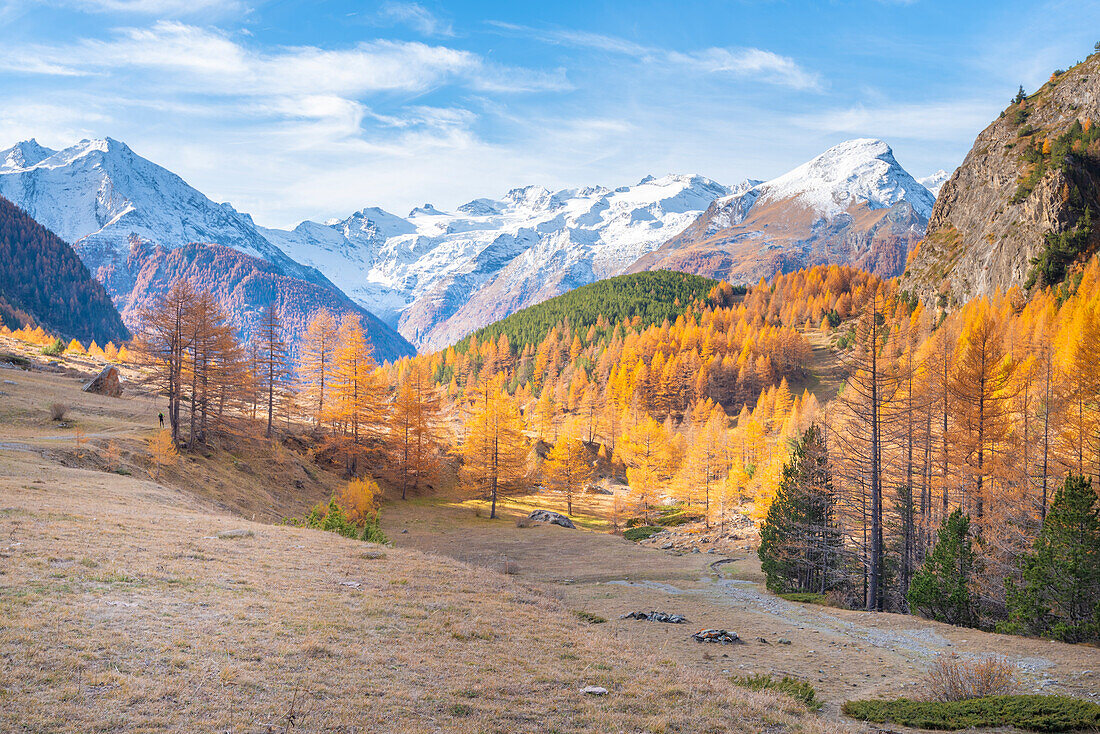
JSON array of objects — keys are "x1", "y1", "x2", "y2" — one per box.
[{"x1": 901, "y1": 52, "x2": 1100, "y2": 305}]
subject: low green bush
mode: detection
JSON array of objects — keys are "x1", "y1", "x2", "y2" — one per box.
[
  {"x1": 778, "y1": 591, "x2": 829, "y2": 605},
  {"x1": 41, "y1": 338, "x2": 65, "y2": 356},
  {"x1": 572, "y1": 610, "x2": 607, "y2": 624},
  {"x1": 732, "y1": 674, "x2": 821, "y2": 710},
  {"x1": 288, "y1": 495, "x2": 389, "y2": 544},
  {"x1": 623, "y1": 525, "x2": 662, "y2": 541},
  {"x1": 842, "y1": 695, "x2": 1100, "y2": 732}
]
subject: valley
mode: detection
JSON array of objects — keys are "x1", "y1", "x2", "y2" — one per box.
[
  {"x1": 2, "y1": 365, "x2": 1096, "y2": 733},
  {"x1": 3, "y1": 14, "x2": 1100, "y2": 734}
]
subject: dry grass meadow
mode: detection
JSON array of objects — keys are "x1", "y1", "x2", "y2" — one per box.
[
  {"x1": 0, "y1": 358, "x2": 855, "y2": 733},
  {"x1": 1, "y1": 344, "x2": 1098, "y2": 733}
]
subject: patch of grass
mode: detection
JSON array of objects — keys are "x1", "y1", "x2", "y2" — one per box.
[
  {"x1": 572, "y1": 610, "x2": 607, "y2": 624},
  {"x1": 448, "y1": 703, "x2": 473, "y2": 717},
  {"x1": 732, "y1": 674, "x2": 821, "y2": 710},
  {"x1": 623, "y1": 525, "x2": 662, "y2": 542},
  {"x1": 778, "y1": 592, "x2": 829, "y2": 606},
  {"x1": 842, "y1": 695, "x2": 1100, "y2": 732},
  {"x1": 653, "y1": 505, "x2": 703, "y2": 527}
]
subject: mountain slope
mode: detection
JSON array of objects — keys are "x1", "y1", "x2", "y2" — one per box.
[
  {"x1": 902, "y1": 52, "x2": 1100, "y2": 305},
  {"x1": 264, "y1": 175, "x2": 733, "y2": 351},
  {"x1": 117, "y1": 240, "x2": 413, "y2": 360},
  {"x1": 0, "y1": 138, "x2": 413, "y2": 360},
  {"x1": 0, "y1": 195, "x2": 129, "y2": 344},
  {"x1": 631, "y1": 139, "x2": 934, "y2": 283},
  {"x1": 460, "y1": 270, "x2": 724, "y2": 352}
]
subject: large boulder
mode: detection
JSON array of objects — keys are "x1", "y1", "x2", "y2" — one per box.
[
  {"x1": 82, "y1": 365, "x2": 121, "y2": 397},
  {"x1": 526, "y1": 509, "x2": 576, "y2": 529}
]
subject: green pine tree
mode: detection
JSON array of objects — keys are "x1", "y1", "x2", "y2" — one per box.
[
  {"x1": 1003, "y1": 475, "x2": 1100, "y2": 643},
  {"x1": 908, "y1": 509, "x2": 978, "y2": 627},
  {"x1": 758, "y1": 424, "x2": 842, "y2": 595}
]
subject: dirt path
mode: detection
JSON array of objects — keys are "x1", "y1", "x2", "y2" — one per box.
[{"x1": 386, "y1": 500, "x2": 1100, "y2": 710}]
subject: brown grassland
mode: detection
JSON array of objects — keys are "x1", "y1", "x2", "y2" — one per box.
[
  {"x1": 0, "y1": 359, "x2": 850, "y2": 733},
  {"x1": 1, "y1": 349, "x2": 1098, "y2": 732}
]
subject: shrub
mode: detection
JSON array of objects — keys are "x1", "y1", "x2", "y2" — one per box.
[
  {"x1": 294, "y1": 494, "x2": 389, "y2": 545},
  {"x1": 925, "y1": 654, "x2": 1017, "y2": 702},
  {"x1": 337, "y1": 477, "x2": 382, "y2": 525},
  {"x1": 49, "y1": 402, "x2": 68, "y2": 421},
  {"x1": 41, "y1": 338, "x2": 65, "y2": 356},
  {"x1": 572, "y1": 610, "x2": 607, "y2": 624},
  {"x1": 731, "y1": 674, "x2": 821, "y2": 710},
  {"x1": 623, "y1": 525, "x2": 662, "y2": 541},
  {"x1": 779, "y1": 591, "x2": 830, "y2": 606},
  {"x1": 842, "y1": 695, "x2": 1100, "y2": 732},
  {"x1": 448, "y1": 703, "x2": 472, "y2": 717}
]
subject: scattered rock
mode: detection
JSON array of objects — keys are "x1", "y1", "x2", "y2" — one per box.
[
  {"x1": 401, "y1": 529, "x2": 409, "y2": 534},
  {"x1": 215, "y1": 529, "x2": 253, "y2": 540},
  {"x1": 660, "y1": 542, "x2": 674, "y2": 550},
  {"x1": 777, "y1": 637, "x2": 792, "y2": 645},
  {"x1": 692, "y1": 629, "x2": 744, "y2": 644},
  {"x1": 359, "y1": 549, "x2": 386, "y2": 560},
  {"x1": 620, "y1": 611, "x2": 688, "y2": 624},
  {"x1": 82, "y1": 365, "x2": 122, "y2": 397},
  {"x1": 582, "y1": 686, "x2": 608, "y2": 696},
  {"x1": 526, "y1": 509, "x2": 576, "y2": 529},
  {"x1": 756, "y1": 637, "x2": 769, "y2": 644},
  {"x1": 339, "y1": 580, "x2": 362, "y2": 588}
]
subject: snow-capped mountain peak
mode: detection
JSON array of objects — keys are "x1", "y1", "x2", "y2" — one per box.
[
  {"x1": 266, "y1": 173, "x2": 734, "y2": 348},
  {"x1": 0, "y1": 139, "x2": 57, "y2": 172},
  {"x1": 918, "y1": 169, "x2": 950, "y2": 197},
  {"x1": 755, "y1": 138, "x2": 936, "y2": 219}
]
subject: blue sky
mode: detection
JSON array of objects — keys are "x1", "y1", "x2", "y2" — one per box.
[{"x1": 0, "y1": 0, "x2": 1097, "y2": 227}]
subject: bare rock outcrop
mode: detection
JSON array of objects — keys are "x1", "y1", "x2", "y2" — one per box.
[
  {"x1": 82, "y1": 365, "x2": 121, "y2": 397},
  {"x1": 902, "y1": 51, "x2": 1100, "y2": 306}
]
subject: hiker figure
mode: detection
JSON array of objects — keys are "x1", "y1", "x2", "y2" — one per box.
[{"x1": 159, "y1": 412, "x2": 164, "y2": 428}]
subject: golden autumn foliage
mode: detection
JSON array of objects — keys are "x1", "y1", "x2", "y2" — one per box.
[
  {"x1": 460, "y1": 373, "x2": 528, "y2": 519},
  {"x1": 338, "y1": 477, "x2": 383, "y2": 525},
  {"x1": 543, "y1": 424, "x2": 596, "y2": 516}
]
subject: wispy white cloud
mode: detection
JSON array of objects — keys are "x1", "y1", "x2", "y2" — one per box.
[
  {"x1": 2, "y1": 21, "x2": 569, "y2": 95},
  {"x1": 667, "y1": 48, "x2": 821, "y2": 91},
  {"x1": 42, "y1": 0, "x2": 245, "y2": 16},
  {"x1": 379, "y1": 1, "x2": 453, "y2": 37},
  {"x1": 488, "y1": 21, "x2": 822, "y2": 91},
  {"x1": 791, "y1": 99, "x2": 1000, "y2": 141},
  {"x1": 0, "y1": 100, "x2": 109, "y2": 147}
]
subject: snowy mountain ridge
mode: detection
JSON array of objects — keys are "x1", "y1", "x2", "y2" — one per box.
[
  {"x1": 713, "y1": 138, "x2": 938, "y2": 226},
  {"x1": 0, "y1": 135, "x2": 945, "y2": 352},
  {"x1": 262, "y1": 172, "x2": 734, "y2": 349},
  {"x1": 0, "y1": 137, "x2": 414, "y2": 360}
]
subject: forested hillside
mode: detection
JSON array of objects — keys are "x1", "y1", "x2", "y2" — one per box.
[
  {"x1": 458, "y1": 270, "x2": 729, "y2": 352},
  {"x1": 0, "y1": 195, "x2": 129, "y2": 344},
  {"x1": 761, "y1": 259, "x2": 1100, "y2": 640},
  {"x1": 96, "y1": 249, "x2": 1100, "y2": 644}
]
